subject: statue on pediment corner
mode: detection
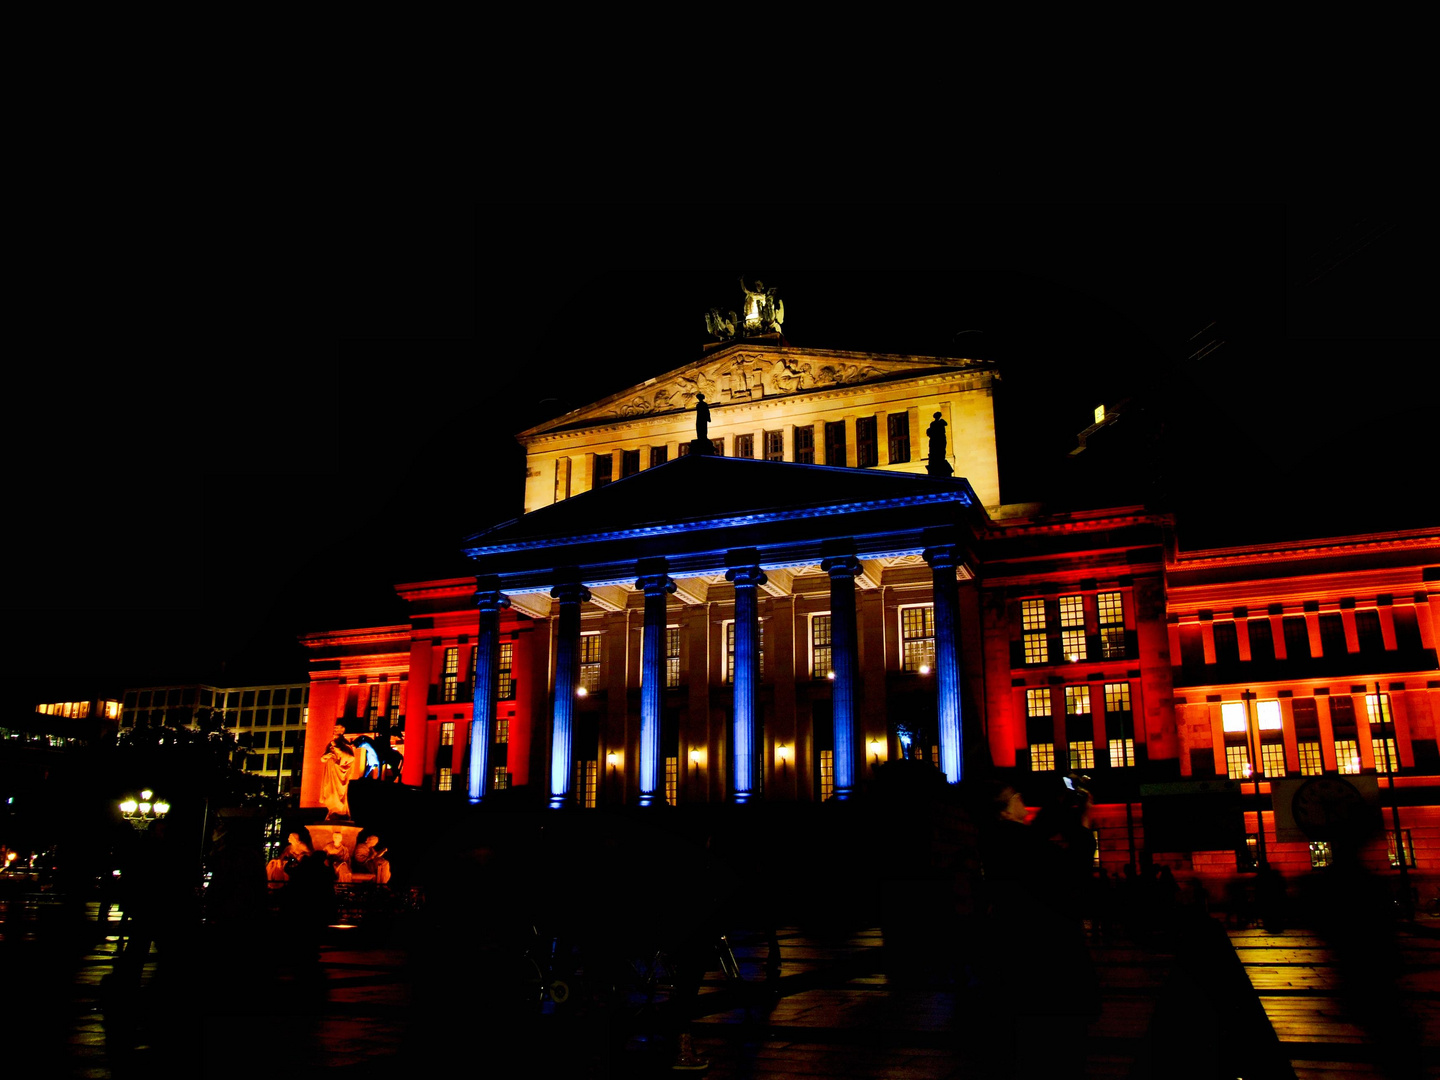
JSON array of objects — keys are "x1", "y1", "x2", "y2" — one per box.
[{"x1": 705, "y1": 308, "x2": 737, "y2": 341}]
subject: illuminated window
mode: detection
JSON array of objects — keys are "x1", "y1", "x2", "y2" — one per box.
[
  {"x1": 856, "y1": 416, "x2": 878, "y2": 468},
  {"x1": 442, "y1": 646, "x2": 459, "y2": 703},
  {"x1": 574, "y1": 759, "x2": 598, "y2": 808},
  {"x1": 1061, "y1": 629, "x2": 1087, "y2": 662},
  {"x1": 1069, "y1": 741, "x2": 1095, "y2": 770},
  {"x1": 1389, "y1": 829, "x2": 1415, "y2": 869},
  {"x1": 1310, "y1": 841, "x2": 1332, "y2": 869},
  {"x1": 1030, "y1": 743, "x2": 1055, "y2": 771},
  {"x1": 498, "y1": 642, "x2": 515, "y2": 700},
  {"x1": 666, "y1": 627, "x2": 681, "y2": 688},
  {"x1": 1257, "y1": 699, "x2": 1283, "y2": 731},
  {"x1": 1104, "y1": 682, "x2": 1131, "y2": 714},
  {"x1": 734, "y1": 433, "x2": 754, "y2": 459},
  {"x1": 901, "y1": 605, "x2": 935, "y2": 673},
  {"x1": 495, "y1": 717, "x2": 509, "y2": 744},
  {"x1": 665, "y1": 756, "x2": 678, "y2": 806},
  {"x1": 651, "y1": 445, "x2": 667, "y2": 467},
  {"x1": 1109, "y1": 739, "x2": 1135, "y2": 767},
  {"x1": 1059, "y1": 595, "x2": 1084, "y2": 627},
  {"x1": 1221, "y1": 701, "x2": 1248, "y2": 733},
  {"x1": 1065, "y1": 686, "x2": 1090, "y2": 717},
  {"x1": 710, "y1": 437, "x2": 724, "y2": 456},
  {"x1": 825, "y1": 421, "x2": 846, "y2": 466},
  {"x1": 1298, "y1": 741, "x2": 1324, "y2": 775},
  {"x1": 1026, "y1": 688, "x2": 1051, "y2": 717},
  {"x1": 580, "y1": 633, "x2": 602, "y2": 693},
  {"x1": 1098, "y1": 591, "x2": 1125, "y2": 658},
  {"x1": 1226, "y1": 744, "x2": 1252, "y2": 779},
  {"x1": 887, "y1": 413, "x2": 910, "y2": 464},
  {"x1": 764, "y1": 430, "x2": 784, "y2": 461},
  {"x1": 1021, "y1": 599, "x2": 1048, "y2": 665},
  {"x1": 819, "y1": 749, "x2": 834, "y2": 799},
  {"x1": 1334, "y1": 738, "x2": 1361, "y2": 775},
  {"x1": 437, "y1": 767, "x2": 452, "y2": 792},
  {"x1": 367, "y1": 685, "x2": 379, "y2": 722},
  {"x1": 493, "y1": 767, "x2": 510, "y2": 790},
  {"x1": 1365, "y1": 693, "x2": 1392, "y2": 726},
  {"x1": 1261, "y1": 743, "x2": 1287, "y2": 776},
  {"x1": 812, "y1": 614, "x2": 833, "y2": 679},
  {"x1": 724, "y1": 621, "x2": 766, "y2": 683},
  {"x1": 593, "y1": 453, "x2": 613, "y2": 489},
  {"x1": 621, "y1": 449, "x2": 640, "y2": 477},
  {"x1": 793, "y1": 425, "x2": 814, "y2": 464},
  {"x1": 1375, "y1": 736, "x2": 1399, "y2": 773},
  {"x1": 440, "y1": 721, "x2": 454, "y2": 747}
]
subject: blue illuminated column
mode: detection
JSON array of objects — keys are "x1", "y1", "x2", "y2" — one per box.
[
  {"x1": 821, "y1": 554, "x2": 861, "y2": 800},
  {"x1": 923, "y1": 543, "x2": 965, "y2": 783},
  {"x1": 469, "y1": 576, "x2": 510, "y2": 805},
  {"x1": 725, "y1": 552, "x2": 767, "y2": 804},
  {"x1": 636, "y1": 558, "x2": 675, "y2": 807},
  {"x1": 549, "y1": 577, "x2": 592, "y2": 809}
]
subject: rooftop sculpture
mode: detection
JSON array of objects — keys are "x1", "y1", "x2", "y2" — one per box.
[{"x1": 706, "y1": 277, "x2": 784, "y2": 341}]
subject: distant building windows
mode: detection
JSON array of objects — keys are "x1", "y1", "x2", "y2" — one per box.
[
  {"x1": 367, "y1": 685, "x2": 380, "y2": 723},
  {"x1": 1282, "y1": 617, "x2": 1311, "y2": 660},
  {"x1": 666, "y1": 627, "x2": 681, "y2": 689},
  {"x1": 676, "y1": 442, "x2": 689, "y2": 458},
  {"x1": 856, "y1": 416, "x2": 878, "y2": 468},
  {"x1": 388, "y1": 684, "x2": 405, "y2": 721},
  {"x1": 1365, "y1": 692, "x2": 1393, "y2": 726},
  {"x1": 498, "y1": 643, "x2": 515, "y2": 700},
  {"x1": 711, "y1": 437, "x2": 725, "y2": 456},
  {"x1": 1096, "y1": 592, "x2": 1125, "y2": 659},
  {"x1": 437, "y1": 767, "x2": 453, "y2": 792},
  {"x1": 593, "y1": 453, "x2": 613, "y2": 489},
  {"x1": 1022, "y1": 599, "x2": 1048, "y2": 665},
  {"x1": 1310, "y1": 841, "x2": 1332, "y2": 869},
  {"x1": 1298, "y1": 742, "x2": 1324, "y2": 775},
  {"x1": 764, "y1": 430, "x2": 784, "y2": 461},
  {"x1": 819, "y1": 749, "x2": 834, "y2": 799},
  {"x1": 1226, "y1": 744, "x2": 1252, "y2": 779},
  {"x1": 1334, "y1": 738, "x2": 1361, "y2": 775},
  {"x1": 1221, "y1": 702, "x2": 1248, "y2": 734},
  {"x1": 495, "y1": 717, "x2": 509, "y2": 744},
  {"x1": 651, "y1": 445, "x2": 668, "y2": 467},
  {"x1": 1069, "y1": 741, "x2": 1095, "y2": 771},
  {"x1": 887, "y1": 414, "x2": 910, "y2": 464},
  {"x1": 1026, "y1": 688, "x2": 1051, "y2": 718},
  {"x1": 824, "y1": 421, "x2": 846, "y2": 466},
  {"x1": 621, "y1": 449, "x2": 641, "y2": 478},
  {"x1": 493, "y1": 767, "x2": 510, "y2": 790},
  {"x1": 580, "y1": 633, "x2": 602, "y2": 693},
  {"x1": 1261, "y1": 743, "x2": 1287, "y2": 776},
  {"x1": 900, "y1": 605, "x2": 935, "y2": 673},
  {"x1": 440, "y1": 721, "x2": 454, "y2": 747},
  {"x1": 1110, "y1": 739, "x2": 1135, "y2": 768},
  {"x1": 1104, "y1": 682, "x2": 1131, "y2": 714},
  {"x1": 793, "y1": 425, "x2": 815, "y2": 464},
  {"x1": 1030, "y1": 743, "x2": 1055, "y2": 771},
  {"x1": 1356, "y1": 609, "x2": 1385, "y2": 653},
  {"x1": 1389, "y1": 829, "x2": 1416, "y2": 868},
  {"x1": 725, "y1": 621, "x2": 766, "y2": 684},
  {"x1": 574, "y1": 759, "x2": 598, "y2": 808},
  {"x1": 1065, "y1": 685, "x2": 1090, "y2": 719},
  {"x1": 811, "y1": 614, "x2": 833, "y2": 679},
  {"x1": 665, "y1": 756, "x2": 678, "y2": 805},
  {"x1": 1213, "y1": 621, "x2": 1239, "y2": 665},
  {"x1": 442, "y1": 647, "x2": 459, "y2": 703},
  {"x1": 1059, "y1": 595, "x2": 1086, "y2": 661},
  {"x1": 734, "y1": 433, "x2": 755, "y2": 459},
  {"x1": 1257, "y1": 700, "x2": 1283, "y2": 731}
]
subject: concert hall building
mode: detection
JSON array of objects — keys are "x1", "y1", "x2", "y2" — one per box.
[{"x1": 297, "y1": 311, "x2": 1440, "y2": 883}]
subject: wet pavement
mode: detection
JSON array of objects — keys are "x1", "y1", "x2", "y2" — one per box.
[{"x1": 8, "y1": 895, "x2": 1440, "y2": 1077}]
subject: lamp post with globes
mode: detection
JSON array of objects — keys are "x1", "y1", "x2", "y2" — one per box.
[{"x1": 118, "y1": 790, "x2": 170, "y2": 831}]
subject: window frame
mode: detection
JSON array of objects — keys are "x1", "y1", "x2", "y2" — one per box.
[{"x1": 899, "y1": 603, "x2": 936, "y2": 674}]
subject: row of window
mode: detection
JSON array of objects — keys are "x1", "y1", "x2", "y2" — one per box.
[
  {"x1": 1179, "y1": 608, "x2": 1418, "y2": 667},
  {"x1": 1021, "y1": 592, "x2": 1126, "y2": 665},
  {"x1": 124, "y1": 687, "x2": 308, "y2": 709},
  {"x1": 1218, "y1": 693, "x2": 1398, "y2": 779},
  {"x1": 589, "y1": 413, "x2": 916, "y2": 490},
  {"x1": 440, "y1": 643, "x2": 516, "y2": 704},
  {"x1": 36, "y1": 700, "x2": 122, "y2": 719}
]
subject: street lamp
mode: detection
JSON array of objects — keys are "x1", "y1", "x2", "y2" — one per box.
[{"x1": 119, "y1": 789, "x2": 170, "y2": 830}]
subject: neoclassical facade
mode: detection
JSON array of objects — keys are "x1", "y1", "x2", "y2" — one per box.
[{"x1": 297, "y1": 332, "x2": 1440, "y2": 882}]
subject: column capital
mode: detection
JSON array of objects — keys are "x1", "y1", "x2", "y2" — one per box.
[
  {"x1": 474, "y1": 575, "x2": 511, "y2": 613},
  {"x1": 922, "y1": 543, "x2": 959, "y2": 572},
  {"x1": 550, "y1": 580, "x2": 593, "y2": 604},
  {"x1": 820, "y1": 554, "x2": 861, "y2": 578},
  {"x1": 636, "y1": 556, "x2": 677, "y2": 596},
  {"x1": 726, "y1": 565, "x2": 768, "y2": 589}
]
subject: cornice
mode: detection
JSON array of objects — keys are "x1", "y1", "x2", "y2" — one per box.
[
  {"x1": 298, "y1": 625, "x2": 412, "y2": 649},
  {"x1": 394, "y1": 578, "x2": 475, "y2": 600},
  {"x1": 1171, "y1": 528, "x2": 1440, "y2": 568}
]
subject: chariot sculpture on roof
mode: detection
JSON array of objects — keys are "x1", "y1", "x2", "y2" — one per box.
[{"x1": 705, "y1": 277, "x2": 784, "y2": 341}]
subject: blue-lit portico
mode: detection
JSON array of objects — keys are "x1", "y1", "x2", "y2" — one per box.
[{"x1": 462, "y1": 454, "x2": 988, "y2": 806}]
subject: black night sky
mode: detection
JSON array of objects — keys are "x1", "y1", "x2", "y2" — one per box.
[{"x1": 4, "y1": 203, "x2": 1433, "y2": 714}]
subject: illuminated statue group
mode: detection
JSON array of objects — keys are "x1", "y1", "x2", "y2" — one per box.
[
  {"x1": 705, "y1": 277, "x2": 784, "y2": 341},
  {"x1": 265, "y1": 828, "x2": 391, "y2": 886}
]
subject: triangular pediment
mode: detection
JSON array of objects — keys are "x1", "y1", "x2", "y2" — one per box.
[{"x1": 519, "y1": 345, "x2": 992, "y2": 439}]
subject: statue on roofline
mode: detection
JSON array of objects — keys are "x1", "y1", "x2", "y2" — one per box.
[{"x1": 705, "y1": 278, "x2": 784, "y2": 341}]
